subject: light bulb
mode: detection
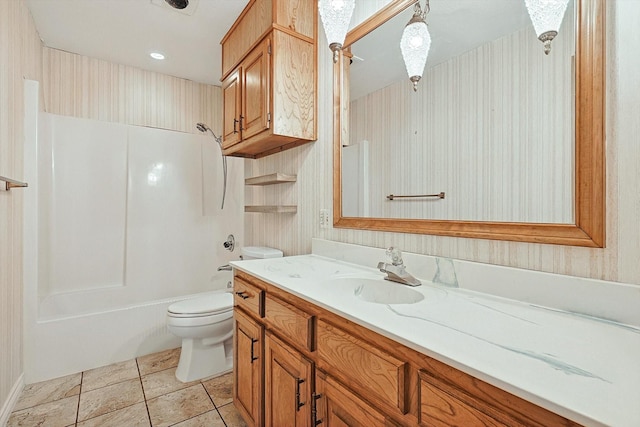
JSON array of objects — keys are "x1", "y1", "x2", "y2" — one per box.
[
  {"x1": 318, "y1": 0, "x2": 355, "y2": 62},
  {"x1": 525, "y1": 0, "x2": 570, "y2": 54},
  {"x1": 400, "y1": 18, "x2": 431, "y2": 91}
]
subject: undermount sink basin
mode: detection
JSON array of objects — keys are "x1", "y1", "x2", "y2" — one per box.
[{"x1": 338, "y1": 278, "x2": 425, "y2": 304}]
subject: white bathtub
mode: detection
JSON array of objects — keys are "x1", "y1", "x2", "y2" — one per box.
[{"x1": 26, "y1": 286, "x2": 231, "y2": 383}]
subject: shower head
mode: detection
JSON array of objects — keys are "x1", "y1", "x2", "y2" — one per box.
[
  {"x1": 165, "y1": 0, "x2": 189, "y2": 9},
  {"x1": 197, "y1": 123, "x2": 220, "y2": 143},
  {"x1": 196, "y1": 123, "x2": 222, "y2": 146}
]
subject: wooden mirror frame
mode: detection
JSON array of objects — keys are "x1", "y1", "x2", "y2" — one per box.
[{"x1": 333, "y1": 0, "x2": 605, "y2": 247}]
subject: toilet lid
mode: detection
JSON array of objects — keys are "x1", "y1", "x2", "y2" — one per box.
[{"x1": 168, "y1": 293, "x2": 233, "y2": 316}]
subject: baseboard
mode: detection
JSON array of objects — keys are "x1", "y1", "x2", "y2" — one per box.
[{"x1": 0, "y1": 373, "x2": 24, "y2": 426}]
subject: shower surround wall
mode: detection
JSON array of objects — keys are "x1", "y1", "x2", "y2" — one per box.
[{"x1": 24, "y1": 92, "x2": 244, "y2": 382}]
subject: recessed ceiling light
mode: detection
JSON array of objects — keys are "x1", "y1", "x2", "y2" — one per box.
[
  {"x1": 150, "y1": 52, "x2": 165, "y2": 60},
  {"x1": 165, "y1": 0, "x2": 189, "y2": 9}
]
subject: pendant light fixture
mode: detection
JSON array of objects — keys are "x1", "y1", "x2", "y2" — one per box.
[
  {"x1": 400, "y1": 1, "x2": 431, "y2": 91},
  {"x1": 318, "y1": 0, "x2": 356, "y2": 63},
  {"x1": 525, "y1": 0, "x2": 570, "y2": 55}
]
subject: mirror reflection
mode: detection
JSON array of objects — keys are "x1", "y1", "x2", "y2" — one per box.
[{"x1": 342, "y1": 0, "x2": 575, "y2": 223}]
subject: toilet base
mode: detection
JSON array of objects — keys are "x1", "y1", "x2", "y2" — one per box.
[{"x1": 175, "y1": 337, "x2": 233, "y2": 382}]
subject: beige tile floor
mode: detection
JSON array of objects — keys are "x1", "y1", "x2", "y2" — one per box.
[{"x1": 8, "y1": 348, "x2": 247, "y2": 427}]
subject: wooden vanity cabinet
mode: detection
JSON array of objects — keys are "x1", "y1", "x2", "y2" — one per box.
[
  {"x1": 220, "y1": 0, "x2": 317, "y2": 159},
  {"x1": 234, "y1": 308, "x2": 264, "y2": 427},
  {"x1": 232, "y1": 270, "x2": 583, "y2": 427},
  {"x1": 264, "y1": 332, "x2": 313, "y2": 427}
]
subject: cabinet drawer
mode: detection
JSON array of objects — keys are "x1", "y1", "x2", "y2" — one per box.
[
  {"x1": 419, "y1": 372, "x2": 508, "y2": 427},
  {"x1": 316, "y1": 370, "x2": 395, "y2": 427},
  {"x1": 317, "y1": 320, "x2": 408, "y2": 415},
  {"x1": 265, "y1": 294, "x2": 315, "y2": 351},
  {"x1": 234, "y1": 275, "x2": 264, "y2": 318}
]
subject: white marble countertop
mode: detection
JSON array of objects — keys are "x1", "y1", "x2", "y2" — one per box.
[{"x1": 230, "y1": 254, "x2": 640, "y2": 427}]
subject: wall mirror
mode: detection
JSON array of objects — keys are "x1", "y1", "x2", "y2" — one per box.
[{"x1": 333, "y1": 0, "x2": 605, "y2": 247}]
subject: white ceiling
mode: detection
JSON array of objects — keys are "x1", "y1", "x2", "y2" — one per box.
[{"x1": 25, "y1": 0, "x2": 250, "y2": 86}]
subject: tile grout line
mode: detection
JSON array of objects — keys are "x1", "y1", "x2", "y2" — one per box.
[
  {"x1": 202, "y1": 381, "x2": 229, "y2": 427},
  {"x1": 73, "y1": 361, "x2": 148, "y2": 425},
  {"x1": 164, "y1": 383, "x2": 224, "y2": 427},
  {"x1": 75, "y1": 371, "x2": 83, "y2": 425},
  {"x1": 135, "y1": 357, "x2": 154, "y2": 426}
]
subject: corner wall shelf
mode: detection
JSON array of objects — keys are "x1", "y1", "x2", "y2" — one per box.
[
  {"x1": 245, "y1": 172, "x2": 297, "y2": 214},
  {"x1": 245, "y1": 205, "x2": 297, "y2": 214},
  {"x1": 0, "y1": 175, "x2": 28, "y2": 191},
  {"x1": 245, "y1": 173, "x2": 296, "y2": 186}
]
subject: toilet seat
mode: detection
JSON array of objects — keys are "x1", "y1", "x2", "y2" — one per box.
[{"x1": 168, "y1": 293, "x2": 233, "y2": 318}]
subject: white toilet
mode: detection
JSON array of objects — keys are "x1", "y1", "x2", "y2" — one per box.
[
  {"x1": 167, "y1": 246, "x2": 283, "y2": 382},
  {"x1": 167, "y1": 292, "x2": 234, "y2": 382}
]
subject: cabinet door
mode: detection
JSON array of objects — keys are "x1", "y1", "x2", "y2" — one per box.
[
  {"x1": 315, "y1": 371, "x2": 393, "y2": 427},
  {"x1": 222, "y1": 68, "x2": 242, "y2": 149},
  {"x1": 241, "y1": 37, "x2": 271, "y2": 141},
  {"x1": 234, "y1": 309, "x2": 263, "y2": 427},
  {"x1": 265, "y1": 332, "x2": 312, "y2": 427}
]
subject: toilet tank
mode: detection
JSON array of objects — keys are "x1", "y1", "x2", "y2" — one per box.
[{"x1": 241, "y1": 246, "x2": 283, "y2": 260}]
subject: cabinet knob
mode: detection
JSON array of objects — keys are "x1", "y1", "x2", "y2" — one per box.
[{"x1": 233, "y1": 118, "x2": 239, "y2": 134}]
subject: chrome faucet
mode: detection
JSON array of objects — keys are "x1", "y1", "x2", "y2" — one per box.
[{"x1": 377, "y1": 247, "x2": 421, "y2": 286}]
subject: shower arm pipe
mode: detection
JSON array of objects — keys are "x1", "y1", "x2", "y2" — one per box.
[{"x1": 196, "y1": 123, "x2": 227, "y2": 210}]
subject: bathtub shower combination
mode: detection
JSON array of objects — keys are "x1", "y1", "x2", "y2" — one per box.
[{"x1": 22, "y1": 80, "x2": 244, "y2": 383}]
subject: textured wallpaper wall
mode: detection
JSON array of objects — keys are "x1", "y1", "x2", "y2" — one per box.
[
  {"x1": 42, "y1": 47, "x2": 222, "y2": 134},
  {"x1": 0, "y1": 0, "x2": 42, "y2": 412}
]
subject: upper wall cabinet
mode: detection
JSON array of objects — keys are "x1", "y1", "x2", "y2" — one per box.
[{"x1": 220, "y1": 0, "x2": 317, "y2": 159}]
